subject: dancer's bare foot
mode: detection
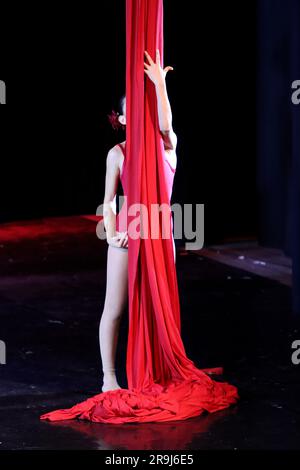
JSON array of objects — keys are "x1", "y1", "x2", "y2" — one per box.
[
  {"x1": 102, "y1": 383, "x2": 121, "y2": 393},
  {"x1": 102, "y1": 370, "x2": 121, "y2": 393}
]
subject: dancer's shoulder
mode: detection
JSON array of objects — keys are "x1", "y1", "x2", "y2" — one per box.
[
  {"x1": 106, "y1": 144, "x2": 123, "y2": 168},
  {"x1": 106, "y1": 144, "x2": 124, "y2": 175}
]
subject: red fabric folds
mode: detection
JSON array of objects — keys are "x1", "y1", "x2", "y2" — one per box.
[{"x1": 40, "y1": 0, "x2": 238, "y2": 424}]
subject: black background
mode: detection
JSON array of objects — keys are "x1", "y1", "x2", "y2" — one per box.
[{"x1": 0, "y1": 1, "x2": 256, "y2": 244}]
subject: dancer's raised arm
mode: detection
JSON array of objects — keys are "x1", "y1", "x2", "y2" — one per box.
[{"x1": 144, "y1": 50, "x2": 177, "y2": 151}]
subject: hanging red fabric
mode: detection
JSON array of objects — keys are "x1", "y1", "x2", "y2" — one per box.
[{"x1": 40, "y1": 0, "x2": 238, "y2": 424}]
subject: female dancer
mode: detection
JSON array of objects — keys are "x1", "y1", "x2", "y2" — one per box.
[
  {"x1": 41, "y1": 0, "x2": 238, "y2": 423},
  {"x1": 100, "y1": 49, "x2": 176, "y2": 392}
]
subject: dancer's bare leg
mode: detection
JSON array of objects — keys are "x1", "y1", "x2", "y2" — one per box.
[{"x1": 99, "y1": 245, "x2": 128, "y2": 392}]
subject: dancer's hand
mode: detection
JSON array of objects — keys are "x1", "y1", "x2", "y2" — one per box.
[
  {"x1": 144, "y1": 50, "x2": 173, "y2": 87},
  {"x1": 107, "y1": 231, "x2": 128, "y2": 248}
]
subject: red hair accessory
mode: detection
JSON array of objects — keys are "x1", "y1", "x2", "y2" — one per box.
[{"x1": 108, "y1": 110, "x2": 125, "y2": 130}]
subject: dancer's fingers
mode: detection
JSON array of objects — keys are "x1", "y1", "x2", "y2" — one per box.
[
  {"x1": 164, "y1": 66, "x2": 174, "y2": 74},
  {"x1": 122, "y1": 232, "x2": 128, "y2": 247},
  {"x1": 156, "y1": 49, "x2": 160, "y2": 64},
  {"x1": 119, "y1": 231, "x2": 128, "y2": 247},
  {"x1": 144, "y1": 50, "x2": 154, "y2": 65},
  {"x1": 144, "y1": 62, "x2": 150, "y2": 69}
]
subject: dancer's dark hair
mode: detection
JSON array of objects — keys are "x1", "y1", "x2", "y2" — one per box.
[{"x1": 108, "y1": 95, "x2": 125, "y2": 130}]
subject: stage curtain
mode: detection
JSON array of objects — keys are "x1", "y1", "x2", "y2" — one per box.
[{"x1": 257, "y1": 0, "x2": 300, "y2": 315}]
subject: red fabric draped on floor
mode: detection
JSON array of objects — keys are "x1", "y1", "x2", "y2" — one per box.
[{"x1": 40, "y1": 0, "x2": 238, "y2": 424}]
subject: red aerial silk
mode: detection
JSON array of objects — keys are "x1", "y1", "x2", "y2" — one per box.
[{"x1": 40, "y1": 0, "x2": 238, "y2": 424}]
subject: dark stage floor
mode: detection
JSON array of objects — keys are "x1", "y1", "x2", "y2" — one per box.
[{"x1": 0, "y1": 216, "x2": 299, "y2": 450}]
